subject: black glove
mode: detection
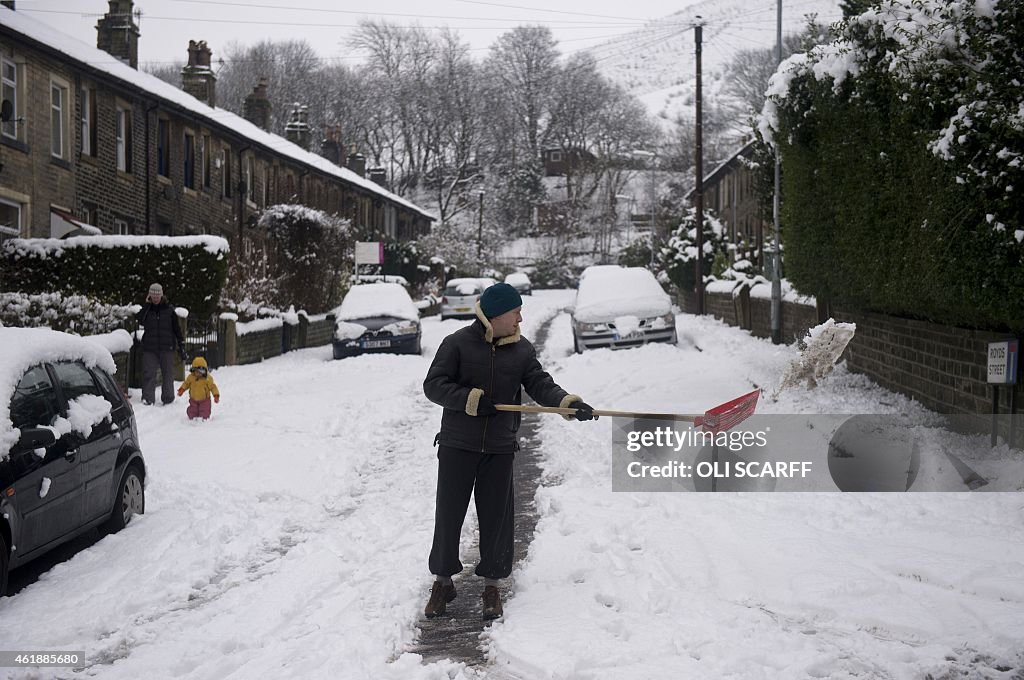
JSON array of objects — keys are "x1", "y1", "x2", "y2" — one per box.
[
  {"x1": 476, "y1": 394, "x2": 498, "y2": 417},
  {"x1": 178, "y1": 346, "x2": 188, "y2": 362},
  {"x1": 569, "y1": 400, "x2": 597, "y2": 421}
]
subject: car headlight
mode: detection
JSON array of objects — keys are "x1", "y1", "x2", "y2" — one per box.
[
  {"x1": 662, "y1": 312, "x2": 675, "y2": 326},
  {"x1": 393, "y1": 323, "x2": 419, "y2": 335},
  {"x1": 576, "y1": 321, "x2": 602, "y2": 332}
]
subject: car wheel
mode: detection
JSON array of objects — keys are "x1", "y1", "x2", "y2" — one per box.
[
  {"x1": 0, "y1": 532, "x2": 8, "y2": 596},
  {"x1": 103, "y1": 463, "x2": 145, "y2": 534}
]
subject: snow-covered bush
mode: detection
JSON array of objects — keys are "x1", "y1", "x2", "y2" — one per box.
[
  {"x1": 657, "y1": 207, "x2": 728, "y2": 292},
  {"x1": 0, "y1": 292, "x2": 137, "y2": 335},
  {"x1": 249, "y1": 204, "x2": 351, "y2": 314}
]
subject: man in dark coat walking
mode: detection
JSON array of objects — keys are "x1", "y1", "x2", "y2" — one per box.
[
  {"x1": 136, "y1": 283, "x2": 186, "y2": 405},
  {"x1": 422, "y1": 282, "x2": 595, "y2": 620}
]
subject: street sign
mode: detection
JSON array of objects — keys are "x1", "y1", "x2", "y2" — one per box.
[
  {"x1": 987, "y1": 340, "x2": 1019, "y2": 385},
  {"x1": 355, "y1": 241, "x2": 383, "y2": 265}
]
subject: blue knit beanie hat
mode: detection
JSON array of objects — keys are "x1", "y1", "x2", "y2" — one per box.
[{"x1": 479, "y1": 283, "x2": 523, "y2": 319}]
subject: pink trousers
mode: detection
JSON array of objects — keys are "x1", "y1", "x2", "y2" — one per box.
[{"x1": 187, "y1": 398, "x2": 212, "y2": 420}]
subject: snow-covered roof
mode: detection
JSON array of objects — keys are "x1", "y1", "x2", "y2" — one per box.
[
  {"x1": 686, "y1": 141, "x2": 755, "y2": 201},
  {"x1": 0, "y1": 6, "x2": 434, "y2": 222},
  {"x1": 0, "y1": 327, "x2": 117, "y2": 454},
  {"x1": 335, "y1": 283, "x2": 419, "y2": 322},
  {"x1": 572, "y1": 266, "x2": 672, "y2": 323}
]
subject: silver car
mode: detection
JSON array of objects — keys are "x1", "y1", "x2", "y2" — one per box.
[
  {"x1": 571, "y1": 266, "x2": 677, "y2": 352},
  {"x1": 440, "y1": 278, "x2": 492, "y2": 320}
]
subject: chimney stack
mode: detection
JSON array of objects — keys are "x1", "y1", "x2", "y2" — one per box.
[
  {"x1": 347, "y1": 152, "x2": 366, "y2": 178},
  {"x1": 181, "y1": 40, "x2": 216, "y2": 108},
  {"x1": 242, "y1": 78, "x2": 272, "y2": 131},
  {"x1": 320, "y1": 126, "x2": 343, "y2": 165},
  {"x1": 96, "y1": 0, "x2": 140, "y2": 69},
  {"x1": 368, "y1": 167, "x2": 388, "y2": 190},
  {"x1": 284, "y1": 103, "x2": 311, "y2": 150}
]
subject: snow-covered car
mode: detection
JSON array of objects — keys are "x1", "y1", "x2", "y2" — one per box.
[
  {"x1": 504, "y1": 271, "x2": 533, "y2": 296},
  {"x1": 0, "y1": 327, "x2": 146, "y2": 595},
  {"x1": 570, "y1": 265, "x2": 677, "y2": 352},
  {"x1": 439, "y1": 278, "x2": 488, "y2": 320},
  {"x1": 332, "y1": 283, "x2": 422, "y2": 359}
]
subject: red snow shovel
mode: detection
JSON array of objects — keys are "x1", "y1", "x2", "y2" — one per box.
[{"x1": 495, "y1": 389, "x2": 761, "y2": 431}]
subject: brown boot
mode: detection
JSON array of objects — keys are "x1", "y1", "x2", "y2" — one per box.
[
  {"x1": 424, "y1": 581, "x2": 457, "y2": 619},
  {"x1": 481, "y1": 585, "x2": 503, "y2": 620}
]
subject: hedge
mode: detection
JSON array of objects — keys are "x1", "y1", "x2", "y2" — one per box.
[{"x1": 0, "y1": 235, "x2": 229, "y2": 318}]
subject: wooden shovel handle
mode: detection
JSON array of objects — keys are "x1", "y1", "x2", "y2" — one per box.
[{"x1": 495, "y1": 403, "x2": 697, "y2": 422}]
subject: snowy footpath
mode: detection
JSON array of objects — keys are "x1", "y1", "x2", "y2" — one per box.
[{"x1": 1, "y1": 290, "x2": 1022, "y2": 679}]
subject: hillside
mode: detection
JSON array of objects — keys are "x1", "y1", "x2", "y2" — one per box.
[{"x1": 584, "y1": 0, "x2": 843, "y2": 126}]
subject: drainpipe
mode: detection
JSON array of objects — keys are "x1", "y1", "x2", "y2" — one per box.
[
  {"x1": 236, "y1": 144, "x2": 250, "y2": 252},
  {"x1": 144, "y1": 101, "x2": 159, "y2": 235}
]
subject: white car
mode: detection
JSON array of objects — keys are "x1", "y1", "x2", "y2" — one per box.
[
  {"x1": 571, "y1": 266, "x2": 677, "y2": 352},
  {"x1": 440, "y1": 278, "x2": 493, "y2": 320}
]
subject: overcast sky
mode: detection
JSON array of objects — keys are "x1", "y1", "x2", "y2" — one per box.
[{"x1": 22, "y1": 0, "x2": 710, "y2": 67}]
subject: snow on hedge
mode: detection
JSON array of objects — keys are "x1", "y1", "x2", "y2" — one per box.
[
  {"x1": 3, "y1": 235, "x2": 229, "y2": 258},
  {"x1": 759, "y1": 0, "x2": 1022, "y2": 238},
  {"x1": 0, "y1": 292, "x2": 137, "y2": 335},
  {"x1": 0, "y1": 327, "x2": 116, "y2": 454}
]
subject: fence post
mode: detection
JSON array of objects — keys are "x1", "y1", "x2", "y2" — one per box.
[
  {"x1": 737, "y1": 282, "x2": 752, "y2": 331},
  {"x1": 175, "y1": 314, "x2": 188, "y2": 380},
  {"x1": 298, "y1": 312, "x2": 310, "y2": 349},
  {"x1": 222, "y1": 317, "x2": 238, "y2": 366}
]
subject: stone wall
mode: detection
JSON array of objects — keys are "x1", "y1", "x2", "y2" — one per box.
[{"x1": 236, "y1": 326, "x2": 284, "y2": 365}]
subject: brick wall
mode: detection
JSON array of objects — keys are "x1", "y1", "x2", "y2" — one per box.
[
  {"x1": 236, "y1": 327, "x2": 283, "y2": 365},
  {"x1": 832, "y1": 309, "x2": 1022, "y2": 418},
  {"x1": 687, "y1": 287, "x2": 1023, "y2": 426},
  {"x1": 303, "y1": 317, "x2": 335, "y2": 348}
]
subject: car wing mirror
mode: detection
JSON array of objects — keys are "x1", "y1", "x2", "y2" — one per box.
[{"x1": 15, "y1": 426, "x2": 57, "y2": 453}]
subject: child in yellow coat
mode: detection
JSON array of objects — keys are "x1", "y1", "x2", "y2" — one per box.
[{"x1": 177, "y1": 356, "x2": 220, "y2": 420}]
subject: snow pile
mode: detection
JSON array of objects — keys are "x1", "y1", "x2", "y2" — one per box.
[
  {"x1": 505, "y1": 272, "x2": 532, "y2": 288},
  {"x1": 777, "y1": 318, "x2": 857, "y2": 392},
  {"x1": 0, "y1": 327, "x2": 115, "y2": 452},
  {"x1": 335, "y1": 283, "x2": 420, "y2": 322},
  {"x1": 86, "y1": 329, "x2": 133, "y2": 355},
  {"x1": 573, "y1": 266, "x2": 671, "y2": 323},
  {"x1": 335, "y1": 321, "x2": 369, "y2": 341},
  {"x1": 46, "y1": 394, "x2": 113, "y2": 441},
  {"x1": 444, "y1": 278, "x2": 484, "y2": 297}
]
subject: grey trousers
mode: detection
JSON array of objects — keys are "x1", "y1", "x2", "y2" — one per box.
[{"x1": 142, "y1": 350, "x2": 176, "y2": 404}]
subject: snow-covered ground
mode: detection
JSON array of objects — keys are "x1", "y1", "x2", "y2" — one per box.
[{"x1": 1, "y1": 290, "x2": 1022, "y2": 679}]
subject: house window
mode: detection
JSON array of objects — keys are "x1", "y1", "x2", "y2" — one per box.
[
  {"x1": 550, "y1": 150, "x2": 562, "y2": 162},
  {"x1": 80, "y1": 202, "x2": 97, "y2": 227},
  {"x1": 80, "y1": 86, "x2": 96, "y2": 156},
  {"x1": 183, "y1": 132, "x2": 195, "y2": 190},
  {"x1": 0, "y1": 197, "x2": 21, "y2": 240},
  {"x1": 50, "y1": 79, "x2": 69, "y2": 159},
  {"x1": 157, "y1": 118, "x2": 170, "y2": 177},
  {"x1": 116, "y1": 106, "x2": 132, "y2": 172},
  {"x1": 202, "y1": 134, "x2": 211, "y2": 188},
  {"x1": 1, "y1": 57, "x2": 18, "y2": 140},
  {"x1": 114, "y1": 218, "x2": 128, "y2": 235},
  {"x1": 221, "y1": 148, "x2": 232, "y2": 199}
]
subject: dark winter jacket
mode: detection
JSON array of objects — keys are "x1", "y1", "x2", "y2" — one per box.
[
  {"x1": 424, "y1": 304, "x2": 580, "y2": 454},
  {"x1": 136, "y1": 300, "x2": 184, "y2": 353}
]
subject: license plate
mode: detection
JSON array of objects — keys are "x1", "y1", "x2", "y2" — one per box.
[
  {"x1": 455, "y1": 307, "x2": 470, "y2": 313},
  {"x1": 364, "y1": 339, "x2": 391, "y2": 348}
]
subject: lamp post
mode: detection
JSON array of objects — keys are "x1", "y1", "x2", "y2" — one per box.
[{"x1": 476, "y1": 190, "x2": 484, "y2": 267}]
